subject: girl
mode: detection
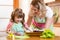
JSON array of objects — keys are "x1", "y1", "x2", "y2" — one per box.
[{"x1": 6, "y1": 8, "x2": 32, "y2": 36}]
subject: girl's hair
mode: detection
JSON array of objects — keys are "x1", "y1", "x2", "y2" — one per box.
[
  {"x1": 10, "y1": 8, "x2": 25, "y2": 24},
  {"x1": 31, "y1": 0, "x2": 46, "y2": 17}
]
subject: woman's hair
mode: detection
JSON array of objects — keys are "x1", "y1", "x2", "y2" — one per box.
[
  {"x1": 31, "y1": 0, "x2": 46, "y2": 17},
  {"x1": 10, "y1": 8, "x2": 25, "y2": 24},
  {"x1": 31, "y1": 0, "x2": 40, "y2": 10}
]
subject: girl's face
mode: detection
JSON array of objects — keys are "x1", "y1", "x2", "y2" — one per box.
[{"x1": 14, "y1": 16, "x2": 22, "y2": 23}]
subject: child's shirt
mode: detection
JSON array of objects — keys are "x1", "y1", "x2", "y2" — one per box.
[
  {"x1": 11, "y1": 23, "x2": 24, "y2": 35},
  {"x1": 11, "y1": 23, "x2": 24, "y2": 32},
  {"x1": 6, "y1": 21, "x2": 31, "y2": 33}
]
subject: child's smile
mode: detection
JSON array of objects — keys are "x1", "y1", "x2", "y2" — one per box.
[{"x1": 14, "y1": 17, "x2": 23, "y2": 23}]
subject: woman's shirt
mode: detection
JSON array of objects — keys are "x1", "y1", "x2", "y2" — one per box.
[
  {"x1": 34, "y1": 6, "x2": 54, "y2": 23},
  {"x1": 31, "y1": 6, "x2": 54, "y2": 30},
  {"x1": 45, "y1": 6, "x2": 53, "y2": 18}
]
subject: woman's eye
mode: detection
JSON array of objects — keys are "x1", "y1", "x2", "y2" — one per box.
[
  {"x1": 32, "y1": 9, "x2": 36, "y2": 11},
  {"x1": 34, "y1": 9, "x2": 36, "y2": 11}
]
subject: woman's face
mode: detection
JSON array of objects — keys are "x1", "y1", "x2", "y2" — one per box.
[
  {"x1": 31, "y1": 5, "x2": 40, "y2": 15},
  {"x1": 14, "y1": 16, "x2": 22, "y2": 23}
]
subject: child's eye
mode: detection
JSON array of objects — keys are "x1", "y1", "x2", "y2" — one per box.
[{"x1": 18, "y1": 15, "x2": 23, "y2": 18}]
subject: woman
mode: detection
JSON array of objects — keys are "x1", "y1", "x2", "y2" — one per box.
[{"x1": 27, "y1": 0, "x2": 54, "y2": 32}]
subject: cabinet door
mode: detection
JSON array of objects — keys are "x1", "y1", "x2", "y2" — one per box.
[
  {"x1": 49, "y1": 3, "x2": 60, "y2": 27},
  {"x1": 0, "y1": 0, "x2": 13, "y2": 31}
]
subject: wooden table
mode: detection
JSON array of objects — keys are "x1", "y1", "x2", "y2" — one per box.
[
  {"x1": 0, "y1": 36, "x2": 60, "y2": 40},
  {"x1": 0, "y1": 32, "x2": 60, "y2": 40}
]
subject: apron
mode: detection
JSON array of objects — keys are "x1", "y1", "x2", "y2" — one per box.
[{"x1": 30, "y1": 16, "x2": 54, "y2": 32}]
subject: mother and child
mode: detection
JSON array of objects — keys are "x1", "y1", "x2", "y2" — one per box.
[{"x1": 6, "y1": 0, "x2": 54, "y2": 37}]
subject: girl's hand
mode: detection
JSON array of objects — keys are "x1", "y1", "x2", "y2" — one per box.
[
  {"x1": 24, "y1": 22, "x2": 33, "y2": 32},
  {"x1": 28, "y1": 28, "x2": 33, "y2": 32},
  {"x1": 14, "y1": 33, "x2": 21, "y2": 36},
  {"x1": 6, "y1": 29, "x2": 10, "y2": 34}
]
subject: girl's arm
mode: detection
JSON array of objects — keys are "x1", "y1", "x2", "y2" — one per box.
[
  {"x1": 6, "y1": 21, "x2": 13, "y2": 33},
  {"x1": 24, "y1": 22, "x2": 33, "y2": 32}
]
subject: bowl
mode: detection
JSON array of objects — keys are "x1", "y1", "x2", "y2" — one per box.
[{"x1": 26, "y1": 31, "x2": 43, "y2": 37}]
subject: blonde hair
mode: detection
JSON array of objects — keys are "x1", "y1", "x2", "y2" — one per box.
[
  {"x1": 38, "y1": 0, "x2": 46, "y2": 18},
  {"x1": 31, "y1": 0, "x2": 46, "y2": 18}
]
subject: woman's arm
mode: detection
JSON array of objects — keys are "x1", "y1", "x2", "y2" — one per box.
[
  {"x1": 27, "y1": 15, "x2": 33, "y2": 27},
  {"x1": 45, "y1": 6, "x2": 54, "y2": 29},
  {"x1": 45, "y1": 17, "x2": 53, "y2": 29},
  {"x1": 27, "y1": 5, "x2": 35, "y2": 27}
]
